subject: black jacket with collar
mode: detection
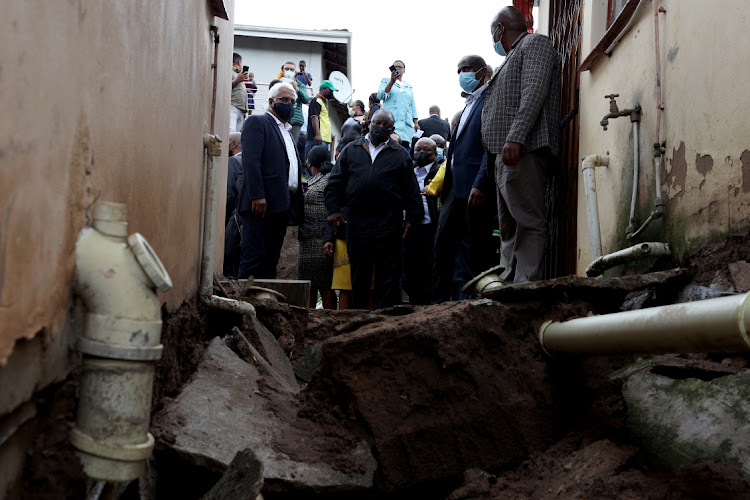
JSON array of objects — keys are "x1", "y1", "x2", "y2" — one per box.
[{"x1": 324, "y1": 136, "x2": 423, "y2": 226}]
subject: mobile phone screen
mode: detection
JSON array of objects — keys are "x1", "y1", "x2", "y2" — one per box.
[
  {"x1": 389, "y1": 65, "x2": 397, "y2": 73},
  {"x1": 242, "y1": 65, "x2": 249, "y2": 73}
]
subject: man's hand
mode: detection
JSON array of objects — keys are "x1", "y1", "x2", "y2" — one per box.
[
  {"x1": 502, "y1": 142, "x2": 521, "y2": 167},
  {"x1": 235, "y1": 71, "x2": 248, "y2": 83},
  {"x1": 315, "y1": 133, "x2": 322, "y2": 144},
  {"x1": 328, "y1": 212, "x2": 347, "y2": 235},
  {"x1": 402, "y1": 222, "x2": 411, "y2": 239},
  {"x1": 413, "y1": 119, "x2": 420, "y2": 131},
  {"x1": 252, "y1": 198, "x2": 267, "y2": 218},
  {"x1": 468, "y1": 188, "x2": 486, "y2": 208},
  {"x1": 323, "y1": 242, "x2": 334, "y2": 258},
  {"x1": 290, "y1": 79, "x2": 298, "y2": 91}
]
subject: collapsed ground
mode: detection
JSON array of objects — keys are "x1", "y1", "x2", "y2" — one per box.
[{"x1": 14, "y1": 234, "x2": 750, "y2": 499}]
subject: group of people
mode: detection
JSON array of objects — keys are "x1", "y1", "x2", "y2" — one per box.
[{"x1": 225, "y1": 5, "x2": 561, "y2": 310}]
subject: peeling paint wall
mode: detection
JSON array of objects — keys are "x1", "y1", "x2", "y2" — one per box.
[
  {"x1": 0, "y1": 0, "x2": 235, "y2": 413},
  {"x1": 575, "y1": 0, "x2": 750, "y2": 273}
]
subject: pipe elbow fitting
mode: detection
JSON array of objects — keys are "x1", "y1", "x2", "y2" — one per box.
[{"x1": 582, "y1": 154, "x2": 610, "y2": 171}]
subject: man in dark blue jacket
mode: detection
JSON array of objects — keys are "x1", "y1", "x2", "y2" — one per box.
[
  {"x1": 325, "y1": 109, "x2": 423, "y2": 310},
  {"x1": 238, "y1": 82, "x2": 304, "y2": 279},
  {"x1": 432, "y1": 55, "x2": 497, "y2": 303}
]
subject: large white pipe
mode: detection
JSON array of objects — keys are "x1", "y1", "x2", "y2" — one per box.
[
  {"x1": 200, "y1": 134, "x2": 256, "y2": 316},
  {"x1": 540, "y1": 292, "x2": 750, "y2": 355},
  {"x1": 585, "y1": 241, "x2": 670, "y2": 277},
  {"x1": 582, "y1": 154, "x2": 610, "y2": 261},
  {"x1": 72, "y1": 202, "x2": 172, "y2": 482}
]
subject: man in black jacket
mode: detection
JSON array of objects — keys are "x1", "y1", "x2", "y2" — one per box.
[
  {"x1": 325, "y1": 109, "x2": 423, "y2": 310},
  {"x1": 418, "y1": 105, "x2": 451, "y2": 141},
  {"x1": 404, "y1": 137, "x2": 441, "y2": 305}
]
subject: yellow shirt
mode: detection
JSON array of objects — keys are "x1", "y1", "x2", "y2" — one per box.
[{"x1": 427, "y1": 160, "x2": 447, "y2": 196}]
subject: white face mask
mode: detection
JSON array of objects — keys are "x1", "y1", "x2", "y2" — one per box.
[
  {"x1": 284, "y1": 70, "x2": 295, "y2": 79},
  {"x1": 348, "y1": 108, "x2": 356, "y2": 117}
]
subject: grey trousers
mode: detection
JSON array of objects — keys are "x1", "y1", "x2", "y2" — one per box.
[{"x1": 495, "y1": 149, "x2": 550, "y2": 284}]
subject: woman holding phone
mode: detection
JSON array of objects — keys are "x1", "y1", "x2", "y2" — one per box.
[{"x1": 377, "y1": 60, "x2": 419, "y2": 151}]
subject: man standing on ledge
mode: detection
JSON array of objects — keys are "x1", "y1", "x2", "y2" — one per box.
[
  {"x1": 325, "y1": 109, "x2": 423, "y2": 310},
  {"x1": 482, "y1": 5, "x2": 560, "y2": 284}
]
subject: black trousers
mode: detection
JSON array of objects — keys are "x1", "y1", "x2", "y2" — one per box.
[
  {"x1": 238, "y1": 211, "x2": 288, "y2": 279},
  {"x1": 404, "y1": 222, "x2": 435, "y2": 305},
  {"x1": 347, "y1": 212, "x2": 403, "y2": 310},
  {"x1": 432, "y1": 190, "x2": 497, "y2": 303}
]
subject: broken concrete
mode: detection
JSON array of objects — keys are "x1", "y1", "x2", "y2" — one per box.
[
  {"x1": 729, "y1": 260, "x2": 750, "y2": 292},
  {"x1": 624, "y1": 368, "x2": 750, "y2": 475},
  {"x1": 202, "y1": 448, "x2": 263, "y2": 500},
  {"x1": 152, "y1": 338, "x2": 377, "y2": 495}
]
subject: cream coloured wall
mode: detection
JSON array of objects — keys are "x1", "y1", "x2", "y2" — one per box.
[
  {"x1": 0, "y1": 2, "x2": 235, "y2": 369},
  {"x1": 576, "y1": 0, "x2": 750, "y2": 274}
]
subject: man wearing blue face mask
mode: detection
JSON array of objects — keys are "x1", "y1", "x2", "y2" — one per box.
[
  {"x1": 238, "y1": 82, "x2": 304, "y2": 279},
  {"x1": 482, "y1": 6, "x2": 561, "y2": 284},
  {"x1": 432, "y1": 54, "x2": 496, "y2": 303}
]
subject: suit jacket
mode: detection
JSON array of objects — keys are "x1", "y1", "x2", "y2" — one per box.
[
  {"x1": 421, "y1": 160, "x2": 441, "y2": 224},
  {"x1": 239, "y1": 113, "x2": 304, "y2": 225},
  {"x1": 226, "y1": 153, "x2": 242, "y2": 225},
  {"x1": 443, "y1": 90, "x2": 490, "y2": 202},
  {"x1": 417, "y1": 114, "x2": 451, "y2": 141},
  {"x1": 481, "y1": 32, "x2": 561, "y2": 156}
]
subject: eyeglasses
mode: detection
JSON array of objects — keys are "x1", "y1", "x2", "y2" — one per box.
[
  {"x1": 273, "y1": 97, "x2": 296, "y2": 105},
  {"x1": 283, "y1": 67, "x2": 295, "y2": 71}
]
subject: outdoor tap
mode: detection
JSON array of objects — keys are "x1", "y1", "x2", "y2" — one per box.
[{"x1": 601, "y1": 95, "x2": 641, "y2": 130}]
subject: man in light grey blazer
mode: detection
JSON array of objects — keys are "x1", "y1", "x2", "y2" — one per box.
[{"x1": 482, "y1": 5, "x2": 561, "y2": 284}]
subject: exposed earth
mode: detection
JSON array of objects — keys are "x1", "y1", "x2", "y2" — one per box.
[{"x1": 12, "y1": 234, "x2": 750, "y2": 499}]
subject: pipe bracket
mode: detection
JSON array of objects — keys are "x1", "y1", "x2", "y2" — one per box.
[{"x1": 77, "y1": 337, "x2": 164, "y2": 361}]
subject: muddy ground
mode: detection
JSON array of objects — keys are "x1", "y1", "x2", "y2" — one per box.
[{"x1": 11, "y1": 234, "x2": 750, "y2": 499}]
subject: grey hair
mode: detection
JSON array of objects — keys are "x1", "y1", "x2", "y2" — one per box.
[{"x1": 268, "y1": 82, "x2": 295, "y2": 100}]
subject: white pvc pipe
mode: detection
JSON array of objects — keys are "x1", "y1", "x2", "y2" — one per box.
[
  {"x1": 540, "y1": 292, "x2": 750, "y2": 355},
  {"x1": 582, "y1": 154, "x2": 610, "y2": 261},
  {"x1": 628, "y1": 121, "x2": 640, "y2": 231},
  {"x1": 200, "y1": 134, "x2": 256, "y2": 317},
  {"x1": 585, "y1": 241, "x2": 669, "y2": 277}
]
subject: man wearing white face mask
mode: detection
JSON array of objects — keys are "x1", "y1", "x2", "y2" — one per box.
[
  {"x1": 432, "y1": 54, "x2": 496, "y2": 303},
  {"x1": 274, "y1": 62, "x2": 310, "y2": 145}
]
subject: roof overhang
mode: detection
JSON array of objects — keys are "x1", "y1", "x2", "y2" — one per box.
[{"x1": 234, "y1": 25, "x2": 351, "y2": 44}]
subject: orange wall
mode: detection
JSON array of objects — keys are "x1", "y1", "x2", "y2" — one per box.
[{"x1": 0, "y1": 1, "x2": 235, "y2": 364}]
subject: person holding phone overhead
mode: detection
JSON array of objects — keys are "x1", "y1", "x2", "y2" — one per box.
[
  {"x1": 231, "y1": 52, "x2": 249, "y2": 132},
  {"x1": 377, "y1": 60, "x2": 419, "y2": 151}
]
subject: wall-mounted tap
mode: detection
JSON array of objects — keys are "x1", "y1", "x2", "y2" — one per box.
[{"x1": 601, "y1": 94, "x2": 641, "y2": 130}]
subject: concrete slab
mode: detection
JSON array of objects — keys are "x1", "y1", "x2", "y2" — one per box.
[
  {"x1": 152, "y1": 338, "x2": 376, "y2": 494},
  {"x1": 254, "y1": 279, "x2": 311, "y2": 307}
]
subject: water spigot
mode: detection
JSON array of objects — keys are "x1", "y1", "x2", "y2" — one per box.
[
  {"x1": 605, "y1": 94, "x2": 620, "y2": 113},
  {"x1": 600, "y1": 119, "x2": 609, "y2": 131}
]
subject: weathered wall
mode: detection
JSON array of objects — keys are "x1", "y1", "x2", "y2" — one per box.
[
  {"x1": 576, "y1": 0, "x2": 750, "y2": 273},
  {"x1": 0, "y1": 0, "x2": 235, "y2": 447}
]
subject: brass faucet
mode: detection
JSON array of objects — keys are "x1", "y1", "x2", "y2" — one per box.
[{"x1": 601, "y1": 94, "x2": 641, "y2": 130}]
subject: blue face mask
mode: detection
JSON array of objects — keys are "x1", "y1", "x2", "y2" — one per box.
[
  {"x1": 494, "y1": 40, "x2": 507, "y2": 57},
  {"x1": 436, "y1": 147, "x2": 444, "y2": 162},
  {"x1": 458, "y1": 72, "x2": 479, "y2": 93}
]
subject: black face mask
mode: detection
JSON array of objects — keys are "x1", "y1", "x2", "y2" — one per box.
[
  {"x1": 272, "y1": 102, "x2": 294, "y2": 122},
  {"x1": 414, "y1": 152, "x2": 434, "y2": 167},
  {"x1": 370, "y1": 125, "x2": 391, "y2": 144}
]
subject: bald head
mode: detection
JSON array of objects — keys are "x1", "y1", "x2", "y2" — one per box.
[
  {"x1": 429, "y1": 105, "x2": 441, "y2": 117},
  {"x1": 228, "y1": 132, "x2": 242, "y2": 156},
  {"x1": 495, "y1": 6, "x2": 527, "y2": 32},
  {"x1": 429, "y1": 134, "x2": 446, "y2": 150},
  {"x1": 415, "y1": 137, "x2": 437, "y2": 154}
]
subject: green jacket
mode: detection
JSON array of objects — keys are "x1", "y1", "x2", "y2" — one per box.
[{"x1": 290, "y1": 86, "x2": 309, "y2": 126}]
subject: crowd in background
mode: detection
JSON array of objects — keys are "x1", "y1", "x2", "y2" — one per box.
[{"x1": 224, "y1": 5, "x2": 561, "y2": 310}]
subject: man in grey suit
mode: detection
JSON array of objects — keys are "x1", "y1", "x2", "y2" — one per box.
[{"x1": 482, "y1": 5, "x2": 560, "y2": 284}]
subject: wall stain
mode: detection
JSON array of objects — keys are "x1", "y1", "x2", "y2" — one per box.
[
  {"x1": 0, "y1": 195, "x2": 17, "y2": 308},
  {"x1": 695, "y1": 153, "x2": 714, "y2": 190},
  {"x1": 667, "y1": 46, "x2": 680, "y2": 63},
  {"x1": 665, "y1": 141, "x2": 687, "y2": 211},
  {"x1": 741, "y1": 150, "x2": 750, "y2": 193}
]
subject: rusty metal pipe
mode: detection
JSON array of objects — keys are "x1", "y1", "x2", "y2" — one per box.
[{"x1": 540, "y1": 292, "x2": 750, "y2": 356}]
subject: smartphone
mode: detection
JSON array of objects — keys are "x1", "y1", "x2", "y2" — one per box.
[
  {"x1": 389, "y1": 64, "x2": 397, "y2": 73},
  {"x1": 242, "y1": 65, "x2": 249, "y2": 73}
]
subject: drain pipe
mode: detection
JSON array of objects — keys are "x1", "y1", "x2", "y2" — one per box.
[
  {"x1": 582, "y1": 154, "x2": 610, "y2": 261},
  {"x1": 539, "y1": 291, "x2": 750, "y2": 355},
  {"x1": 625, "y1": 114, "x2": 641, "y2": 238},
  {"x1": 200, "y1": 134, "x2": 257, "y2": 316},
  {"x1": 71, "y1": 201, "x2": 173, "y2": 482},
  {"x1": 628, "y1": 143, "x2": 666, "y2": 240},
  {"x1": 585, "y1": 241, "x2": 670, "y2": 277}
]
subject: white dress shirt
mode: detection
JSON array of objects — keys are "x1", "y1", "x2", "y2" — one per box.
[
  {"x1": 414, "y1": 162, "x2": 433, "y2": 225},
  {"x1": 456, "y1": 83, "x2": 488, "y2": 138},
  {"x1": 364, "y1": 133, "x2": 387, "y2": 162},
  {"x1": 270, "y1": 112, "x2": 299, "y2": 192}
]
